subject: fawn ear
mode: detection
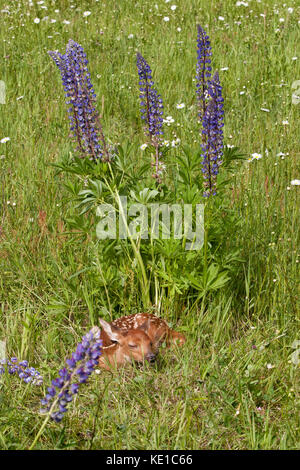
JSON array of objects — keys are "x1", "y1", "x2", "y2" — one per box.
[
  {"x1": 153, "y1": 325, "x2": 166, "y2": 345},
  {"x1": 139, "y1": 317, "x2": 151, "y2": 333},
  {"x1": 99, "y1": 319, "x2": 122, "y2": 342}
]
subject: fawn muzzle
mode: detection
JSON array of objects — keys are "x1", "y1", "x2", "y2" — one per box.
[{"x1": 146, "y1": 353, "x2": 156, "y2": 363}]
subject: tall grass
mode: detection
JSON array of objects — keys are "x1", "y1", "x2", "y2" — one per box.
[{"x1": 0, "y1": 0, "x2": 299, "y2": 449}]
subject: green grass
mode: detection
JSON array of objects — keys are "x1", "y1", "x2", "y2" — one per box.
[{"x1": 0, "y1": 0, "x2": 299, "y2": 450}]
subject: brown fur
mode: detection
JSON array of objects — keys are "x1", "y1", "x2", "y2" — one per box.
[{"x1": 98, "y1": 313, "x2": 186, "y2": 370}]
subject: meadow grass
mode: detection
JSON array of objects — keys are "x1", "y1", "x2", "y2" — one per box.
[{"x1": 0, "y1": 0, "x2": 299, "y2": 450}]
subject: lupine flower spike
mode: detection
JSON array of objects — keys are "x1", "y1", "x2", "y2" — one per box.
[
  {"x1": 48, "y1": 40, "x2": 110, "y2": 162},
  {"x1": 40, "y1": 326, "x2": 102, "y2": 422},
  {"x1": 0, "y1": 357, "x2": 43, "y2": 385},
  {"x1": 136, "y1": 53, "x2": 165, "y2": 183},
  {"x1": 196, "y1": 25, "x2": 212, "y2": 125},
  {"x1": 196, "y1": 26, "x2": 224, "y2": 197}
]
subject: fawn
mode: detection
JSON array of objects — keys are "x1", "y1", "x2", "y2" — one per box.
[{"x1": 98, "y1": 313, "x2": 186, "y2": 370}]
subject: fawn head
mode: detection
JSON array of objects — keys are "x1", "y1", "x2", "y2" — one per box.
[{"x1": 99, "y1": 318, "x2": 156, "y2": 365}]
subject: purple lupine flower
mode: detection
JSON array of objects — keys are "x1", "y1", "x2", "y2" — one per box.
[
  {"x1": 136, "y1": 52, "x2": 165, "y2": 183},
  {"x1": 40, "y1": 326, "x2": 102, "y2": 423},
  {"x1": 0, "y1": 360, "x2": 5, "y2": 375},
  {"x1": 1, "y1": 358, "x2": 43, "y2": 385},
  {"x1": 48, "y1": 40, "x2": 110, "y2": 162},
  {"x1": 196, "y1": 26, "x2": 224, "y2": 197},
  {"x1": 196, "y1": 25, "x2": 212, "y2": 125},
  {"x1": 201, "y1": 72, "x2": 224, "y2": 197}
]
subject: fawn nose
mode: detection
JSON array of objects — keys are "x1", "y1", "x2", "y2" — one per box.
[{"x1": 146, "y1": 353, "x2": 156, "y2": 363}]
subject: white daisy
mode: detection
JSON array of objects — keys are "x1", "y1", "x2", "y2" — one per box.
[
  {"x1": 1, "y1": 137, "x2": 10, "y2": 143},
  {"x1": 251, "y1": 153, "x2": 262, "y2": 160}
]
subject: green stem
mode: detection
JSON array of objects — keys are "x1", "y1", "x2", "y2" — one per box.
[{"x1": 115, "y1": 191, "x2": 150, "y2": 308}]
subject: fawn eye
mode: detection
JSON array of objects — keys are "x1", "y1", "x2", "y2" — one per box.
[{"x1": 128, "y1": 344, "x2": 137, "y2": 349}]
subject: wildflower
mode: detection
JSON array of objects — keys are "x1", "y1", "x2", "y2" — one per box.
[
  {"x1": 48, "y1": 40, "x2": 110, "y2": 162},
  {"x1": 163, "y1": 17, "x2": 170, "y2": 22},
  {"x1": 140, "y1": 143, "x2": 148, "y2": 151},
  {"x1": 282, "y1": 120, "x2": 289, "y2": 125},
  {"x1": 201, "y1": 72, "x2": 224, "y2": 197},
  {"x1": 136, "y1": 53, "x2": 164, "y2": 142},
  {"x1": 41, "y1": 327, "x2": 102, "y2": 422},
  {"x1": 163, "y1": 116, "x2": 174, "y2": 125},
  {"x1": 1, "y1": 137, "x2": 10, "y2": 143},
  {"x1": 63, "y1": 20, "x2": 71, "y2": 25},
  {"x1": 33, "y1": 18, "x2": 40, "y2": 24},
  {"x1": 128, "y1": 34, "x2": 134, "y2": 39},
  {"x1": 218, "y1": 16, "x2": 225, "y2": 21},
  {"x1": 291, "y1": 179, "x2": 300, "y2": 186},
  {"x1": 176, "y1": 103, "x2": 185, "y2": 109},
  {"x1": 196, "y1": 24, "x2": 212, "y2": 124},
  {"x1": 177, "y1": 27, "x2": 181, "y2": 32},
  {"x1": 196, "y1": 26, "x2": 224, "y2": 197},
  {"x1": 266, "y1": 363, "x2": 274, "y2": 369},
  {"x1": 260, "y1": 108, "x2": 270, "y2": 112},
  {"x1": 251, "y1": 153, "x2": 262, "y2": 160},
  {"x1": 136, "y1": 52, "x2": 164, "y2": 182},
  {"x1": 288, "y1": 7, "x2": 294, "y2": 14},
  {"x1": 1, "y1": 358, "x2": 43, "y2": 385},
  {"x1": 171, "y1": 138, "x2": 181, "y2": 147},
  {"x1": 171, "y1": 5, "x2": 177, "y2": 10},
  {"x1": 83, "y1": 11, "x2": 91, "y2": 17}
]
